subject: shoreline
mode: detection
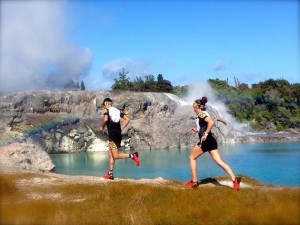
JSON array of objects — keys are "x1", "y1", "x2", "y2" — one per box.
[
  {"x1": 237, "y1": 131, "x2": 300, "y2": 143},
  {"x1": 1, "y1": 132, "x2": 299, "y2": 189},
  {"x1": 0, "y1": 168, "x2": 300, "y2": 190},
  {"x1": 1, "y1": 166, "x2": 299, "y2": 190}
]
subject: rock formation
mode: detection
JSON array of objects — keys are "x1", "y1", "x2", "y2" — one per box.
[
  {"x1": 0, "y1": 142, "x2": 55, "y2": 172},
  {"x1": 0, "y1": 90, "x2": 237, "y2": 153},
  {"x1": 0, "y1": 90, "x2": 240, "y2": 171}
]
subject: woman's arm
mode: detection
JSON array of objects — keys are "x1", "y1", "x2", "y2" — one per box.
[
  {"x1": 204, "y1": 116, "x2": 214, "y2": 134},
  {"x1": 201, "y1": 116, "x2": 214, "y2": 141}
]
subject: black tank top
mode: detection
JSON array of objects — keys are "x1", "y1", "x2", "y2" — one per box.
[
  {"x1": 197, "y1": 111, "x2": 210, "y2": 138},
  {"x1": 104, "y1": 107, "x2": 125, "y2": 136}
]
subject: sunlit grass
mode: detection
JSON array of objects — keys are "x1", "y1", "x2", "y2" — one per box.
[{"x1": 1, "y1": 173, "x2": 299, "y2": 225}]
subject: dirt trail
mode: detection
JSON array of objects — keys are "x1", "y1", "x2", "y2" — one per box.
[{"x1": 2, "y1": 168, "x2": 291, "y2": 191}]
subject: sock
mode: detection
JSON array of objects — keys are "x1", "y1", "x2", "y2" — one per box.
[
  {"x1": 108, "y1": 170, "x2": 113, "y2": 175},
  {"x1": 130, "y1": 154, "x2": 133, "y2": 159}
]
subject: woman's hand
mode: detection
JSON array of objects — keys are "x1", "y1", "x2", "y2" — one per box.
[
  {"x1": 201, "y1": 132, "x2": 208, "y2": 142},
  {"x1": 201, "y1": 135, "x2": 207, "y2": 142}
]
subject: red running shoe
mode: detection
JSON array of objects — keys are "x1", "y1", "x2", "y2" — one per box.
[
  {"x1": 132, "y1": 152, "x2": 140, "y2": 166},
  {"x1": 233, "y1": 177, "x2": 241, "y2": 191},
  {"x1": 102, "y1": 173, "x2": 114, "y2": 180},
  {"x1": 184, "y1": 180, "x2": 200, "y2": 188}
]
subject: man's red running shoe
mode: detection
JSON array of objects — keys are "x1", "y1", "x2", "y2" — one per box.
[
  {"x1": 233, "y1": 177, "x2": 241, "y2": 191},
  {"x1": 132, "y1": 152, "x2": 140, "y2": 166}
]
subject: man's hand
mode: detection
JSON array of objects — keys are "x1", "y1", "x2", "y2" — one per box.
[{"x1": 190, "y1": 128, "x2": 197, "y2": 134}]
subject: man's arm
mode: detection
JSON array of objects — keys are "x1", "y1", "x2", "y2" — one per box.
[
  {"x1": 99, "y1": 115, "x2": 108, "y2": 131},
  {"x1": 121, "y1": 114, "x2": 130, "y2": 131}
]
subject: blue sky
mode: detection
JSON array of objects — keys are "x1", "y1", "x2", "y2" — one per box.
[{"x1": 0, "y1": 0, "x2": 299, "y2": 92}]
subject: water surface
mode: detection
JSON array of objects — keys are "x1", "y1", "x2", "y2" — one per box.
[{"x1": 50, "y1": 142, "x2": 300, "y2": 187}]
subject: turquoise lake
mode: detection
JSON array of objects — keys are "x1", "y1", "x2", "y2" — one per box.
[{"x1": 50, "y1": 141, "x2": 300, "y2": 187}]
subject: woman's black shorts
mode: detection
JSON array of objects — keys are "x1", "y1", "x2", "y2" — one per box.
[{"x1": 197, "y1": 135, "x2": 218, "y2": 152}]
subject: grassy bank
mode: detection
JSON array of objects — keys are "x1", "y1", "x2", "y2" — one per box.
[{"x1": 1, "y1": 173, "x2": 299, "y2": 225}]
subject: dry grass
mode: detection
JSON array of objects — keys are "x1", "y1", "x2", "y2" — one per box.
[{"x1": 1, "y1": 173, "x2": 299, "y2": 225}]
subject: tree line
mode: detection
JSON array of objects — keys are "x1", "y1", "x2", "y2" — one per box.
[
  {"x1": 65, "y1": 69, "x2": 299, "y2": 132},
  {"x1": 208, "y1": 78, "x2": 300, "y2": 132},
  {"x1": 111, "y1": 68, "x2": 174, "y2": 93},
  {"x1": 111, "y1": 69, "x2": 300, "y2": 132},
  {"x1": 64, "y1": 80, "x2": 86, "y2": 90},
  {"x1": 111, "y1": 68, "x2": 187, "y2": 97}
]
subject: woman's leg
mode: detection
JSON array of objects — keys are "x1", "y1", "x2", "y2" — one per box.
[
  {"x1": 189, "y1": 145, "x2": 204, "y2": 182},
  {"x1": 209, "y1": 149, "x2": 235, "y2": 181}
]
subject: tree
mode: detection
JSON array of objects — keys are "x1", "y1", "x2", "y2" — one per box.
[
  {"x1": 291, "y1": 83, "x2": 300, "y2": 108},
  {"x1": 158, "y1": 79, "x2": 173, "y2": 93},
  {"x1": 144, "y1": 74, "x2": 156, "y2": 91},
  {"x1": 173, "y1": 85, "x2": 188, "y2": 97},
  {"x1": 64, "y1": 79, "x2": 77, "y2": 89},
  {"x1": 80, "y1": 81, "x2": 85, "y2": 90},
  {"x1": 111, "y1": 68, "x2": 132, "y2": 91},
  {"x1": 157, "y1": 74, "x2": 164, "y2": 82},
  {"x1": 133, "y1": 76, "x2": 145, "y2": 92}
]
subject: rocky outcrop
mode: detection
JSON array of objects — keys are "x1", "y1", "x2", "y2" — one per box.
[
  {"x1": 0, "y1": 142, "x2": 55, "y2": 172},
  {"x1": 128, "y1": 103, "x2": 237, "y2": 150},
  {"x1": 0, "y1": 90, "x2": 237, "y2": 153}
]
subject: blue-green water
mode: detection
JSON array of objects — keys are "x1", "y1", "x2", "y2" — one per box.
[{"x1": 50, "y1": 142, "x2": 300, "y2": 187}]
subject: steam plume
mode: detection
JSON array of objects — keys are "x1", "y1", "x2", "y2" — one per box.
[
  {"x1": 183, "y1": 82, "x2": 249, "y2": 132},
  {"x1": 0, "y1": 1, "x2": 92, "y2": 92}
]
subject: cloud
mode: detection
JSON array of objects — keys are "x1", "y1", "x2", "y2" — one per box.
[
  {"x1": 84, "y1": 75, "x2": 113, "y2": 91},
  {"x1": 97, "y1": 57, "x2": 150, "y2": 89},
  {"x1": 102, "y1": 57, "x2": 134, "y2": 78},
  {"x1": 0, "y1": 1, "x2": 92, "y2": 92},
  {"x1": 213, "y1": 60, "x2": 232, "y2": 72}
]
